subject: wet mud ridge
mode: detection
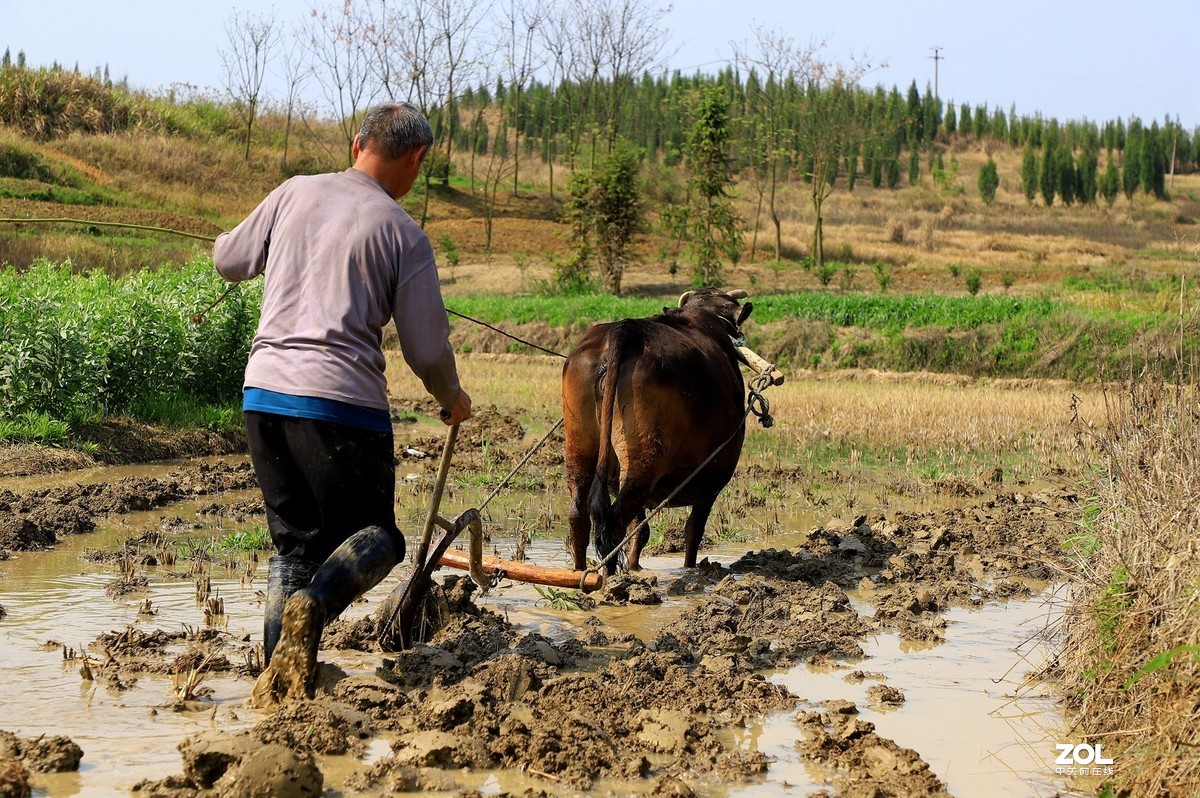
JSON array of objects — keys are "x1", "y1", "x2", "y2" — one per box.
[
  {"x1": 121, "y1": 488, "x2": 1077, "y2": 797},
  {"x1": 0, "y1": 462, "x2": 257, "y2": 553}
]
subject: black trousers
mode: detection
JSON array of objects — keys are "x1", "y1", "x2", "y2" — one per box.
[{"x1": 245, "y1": 411, "x2": 398, "y2": 564}]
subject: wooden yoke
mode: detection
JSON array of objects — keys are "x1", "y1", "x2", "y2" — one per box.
[{"x1": 737, "y1": 344, "x2": 785, "y2": 386}]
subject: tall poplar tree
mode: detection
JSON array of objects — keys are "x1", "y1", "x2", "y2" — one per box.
[
  {"x1": 666, "y1": 86, "x2": 743, "y2": 286},
  {"x1": 1040, "y1": 144, "x2": 1057, "y2": 206}
]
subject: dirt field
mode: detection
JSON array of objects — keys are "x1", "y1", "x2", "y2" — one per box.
[{"x1": 0, "y1": 364, "x2": 1099, "y2": 797}]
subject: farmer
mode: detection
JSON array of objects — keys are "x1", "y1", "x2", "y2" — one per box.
[{"x1": 213, "y1": 101, "x2": 471, "y2": 703}]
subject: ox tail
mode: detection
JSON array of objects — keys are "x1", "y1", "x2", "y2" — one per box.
[{"x1": 589, "y1": 322, "x2": 634, "y2": 569}]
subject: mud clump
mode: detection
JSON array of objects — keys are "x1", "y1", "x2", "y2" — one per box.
[
  {"x1": 396, "y1": 403, "x2": 527, "y2": 469},
  {"x1": 480, "y1": 649, "x2": 793, "y2": 788},
  {"x1": 655, "y1": 575, "x2": 871, "y2": 666},
  {"x1": 132, "y1": 730, "x2": 322, "y2": 798},
  {"x1": 796, "y1": 709, "x2": 951, "y2": 797},
  {"x1": 345, "y1": 760, "x2": 461, "y2": 793},
  {"x1": 0, "y1": 729, "x2": 83, "y2": 778},
  {"x1": 331, "y1": 676, "x2": 411, "y2": 730},
  {"x1": 0, "y1": 500, "x2": 94, "y2": 550},
  {"x1": 252, "y1": 700, "x2": 373, "y2": 756},
  {"x1": 0, "y1": 759, "x2": 30, "y2": 798},
  {"x1": 867, "y1": 683, "x2": 906, "y2": 709},
  {"x1": 359, "y1": 593, "x2": 795, "y2": 791},
  {"x1": 601, "y1": 572, "x2": 662, "y2": 605}
]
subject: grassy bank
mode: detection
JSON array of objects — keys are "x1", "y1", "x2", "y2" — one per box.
[
  {"x1": 1060, "y1": 377, "x2": 1200, "y2": 796},
  {"x1": 2, "y1": 258, "x2": 1196, "y2": 449},
  {"x1": 446, "y1": 290, "x2": 1195, "y2": 380}
]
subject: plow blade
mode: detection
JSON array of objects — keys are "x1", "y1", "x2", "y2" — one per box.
[{"x1": 374, "y1": 508, "x2": 486, "y2": 653}]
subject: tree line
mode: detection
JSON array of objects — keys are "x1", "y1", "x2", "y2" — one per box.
[
  {"x1": 207, "y1": 0, "x2": 1196, "y2": 281},
  {"x1": 2, "y1": 0, "x2": 1196, "y2": 292}
]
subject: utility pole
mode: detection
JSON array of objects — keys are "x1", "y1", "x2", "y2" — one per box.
[{"x1": 929, "y1": 46, "x2": 944, "y2": 100}]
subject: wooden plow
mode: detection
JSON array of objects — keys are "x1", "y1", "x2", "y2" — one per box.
[{"x1": 374, "y1": 420, "x2": 602, "y2": 653}]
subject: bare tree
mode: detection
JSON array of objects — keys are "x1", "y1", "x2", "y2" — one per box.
[
  {"x1": 735, "y1": 27, "x2": 822, "y2": 262},
  {"x1": 539, "y1": 1, "x2": 581, "y2": 190},
  {"x1": 546, "y1": 0, "x2": 670, "y2": 167},
  {"x1": 580, "y1": 0, "x2": 672, "y2": 154},
  {"x1": 431, "y1": 0, "x2": 490, "y2": 180},
  {"x1": 305, "y1": 0, "x2": 379, "y2": 165},
  {"x1": 384, "y1": 0, "x2": 490, "y2": 224},
  {"x1": 220, "y1": 9, "x2": 279, "y2": 161},
  {"x1": 276, "y1": 26, "x2": 311, "y2": 173},
  {"x1": 499, "y1": 0, "x2": 548, "y2": 195},
  {"x1": 797, "y1": 55, "x2": 874, "y2": 271},
  {"x1": 736, "y1": 28, "x2": 876, "y2": 268}
]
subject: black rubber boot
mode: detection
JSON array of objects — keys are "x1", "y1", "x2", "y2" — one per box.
[
  {"x1": 263, "y1": 555, "x2": 318, "y2": 665},
  {"x1": 252, "y1": 525, "x2": 405, "y2": 704}
]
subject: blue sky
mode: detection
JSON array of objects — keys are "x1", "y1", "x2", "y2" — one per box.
[{"x1": 4, "y1": 0, "x2": 1197, "y2": 128}]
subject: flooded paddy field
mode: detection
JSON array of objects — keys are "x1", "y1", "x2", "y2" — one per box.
[{"x1": 0, "y1": 367, "x2": 1101, "y2": 797}]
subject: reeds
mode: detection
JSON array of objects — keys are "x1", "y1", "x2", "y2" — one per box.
[
  {"x1": 0, "y1": 66, "x2": 158, "y2": 139},
  {"x1": 1059, "y1": 374, "x2": 1200, "y2": 795}
]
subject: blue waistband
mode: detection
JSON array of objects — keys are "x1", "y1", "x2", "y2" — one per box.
[{"x1": 243, "y1": 388, "x2": 392, "y2": 433}]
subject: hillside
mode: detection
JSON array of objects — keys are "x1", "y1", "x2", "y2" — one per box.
[
  {"x1": 1, "y1": 63, "x2": 1197, "y2": 299},
  {"x1": 3, "y1": 120, "x2": 1197, "y2": 295}
]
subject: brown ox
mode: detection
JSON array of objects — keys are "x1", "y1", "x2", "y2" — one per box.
[{"x1": 561, "y1": 288, "x2": 753, "y2": 571}]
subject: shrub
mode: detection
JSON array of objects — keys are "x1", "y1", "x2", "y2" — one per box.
[
  {"x1": 977, "y1": 157, "x2": 1000, "y2": 205},
  {"x1": 0, "y1": 258, "x2": 258, "y2": 438},
  {"x1": 871, "y1": 261, "x2": 892, "y2": 291},
  {"x1": 964, "y1": 268, "x2": 982, "y2": 295}
]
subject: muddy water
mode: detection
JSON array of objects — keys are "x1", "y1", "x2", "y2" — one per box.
[
  {"x1": 742, "y1": 595, "x2": 1074, "y2": 798},
  {"x1": 0, "y1": 459, "x2": 1081, "y2": 797}
]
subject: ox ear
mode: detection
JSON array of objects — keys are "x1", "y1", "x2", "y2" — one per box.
[{"x1": 736, "y1": 301, "x2": 753, "y2": 327}]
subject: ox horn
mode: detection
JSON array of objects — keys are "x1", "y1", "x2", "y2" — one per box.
[
  {"x1": 727, "y1": 289, "x2": 749, "y2": 299},
  {"x1": 678, "y1": 290, "x2": 694, "y2": 307}
]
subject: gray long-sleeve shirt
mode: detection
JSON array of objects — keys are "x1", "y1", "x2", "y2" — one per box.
[{"x1": 214, "y1": 167, "x2": 461, "y2": 412}]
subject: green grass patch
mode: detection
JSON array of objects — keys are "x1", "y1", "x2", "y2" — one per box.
[
  {"x1": 1094, "y1": 565, "x2": 1134, "y2": 652},
  {"x1": 0, "y1": 176, "x2": 106, "y2": 205},
  {"x1": 214, "y1": 526, "x2": 272, "y2": 553},
  {"x1": 446, "y1": 291, "x2": 1059, "y2": 333},
  {"x1": 0, "y1": 411, "x2": 71, "y2": 446}
]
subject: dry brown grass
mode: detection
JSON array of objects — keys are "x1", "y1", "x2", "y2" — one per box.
[
  {"x1": 744, "y1": 368, "x2": 1100, "y2": 481},
  {"x1": 726, "y1": 145, "x2": 1200, "y2": 296},
  {"x1": 1060, "y1": 377, "x2": 1200, "y2": 796},
  {"x1": 385, "y1": 353, "x2": 1102, "y2": 485},
  {"x1": 51, "y1": 131, "x2": 282, "y2": 219}
]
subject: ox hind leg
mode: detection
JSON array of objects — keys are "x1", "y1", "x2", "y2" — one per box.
[
  {"x1": 564, "y1": 447, "x2": 598, "y2": 571},
  {"x1": 625, "y1": 510, "x2": 648, "y2": 571},
  {"x1": 566, "y1": 470, "x2": 594, "y2": 571},
  {"x1": 682, "y1": 495, "x2": 718, "y2": 568},
  {"x1": 604, "y1": 483, "x2": 652, "y2": 573}
]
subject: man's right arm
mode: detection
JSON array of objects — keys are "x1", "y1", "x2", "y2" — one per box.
[
  {"x1": 213, "y1": 188, "x2": 283, "y2": 282},
  {"x1": 392, "y1": 258, "x2": 466, "y2": 415}
]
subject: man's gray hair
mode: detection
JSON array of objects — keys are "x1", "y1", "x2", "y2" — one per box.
[{"x1": 358, "y1": 102, "x2": 434, "y2": 160}]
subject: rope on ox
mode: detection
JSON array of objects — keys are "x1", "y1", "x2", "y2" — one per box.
[{"x1": 579, "y1": 368, "x2": 777, "y2": 588}]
